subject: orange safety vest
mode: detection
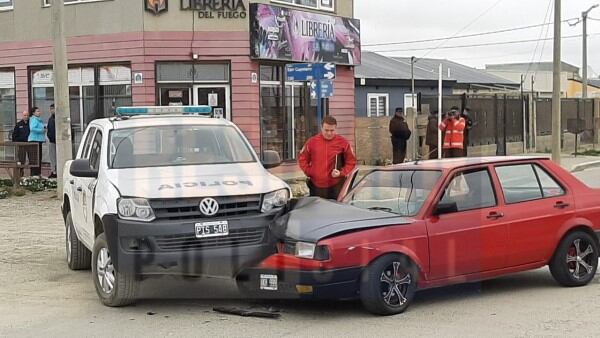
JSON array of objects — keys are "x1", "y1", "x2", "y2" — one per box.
[{"x1": 439, "y1": 117, "x2": 466, "y2": 149}]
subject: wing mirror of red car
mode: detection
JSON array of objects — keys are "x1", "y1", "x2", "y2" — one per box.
[{"x1": 433, "y1": 201, "x2": 458, "y2": 216}]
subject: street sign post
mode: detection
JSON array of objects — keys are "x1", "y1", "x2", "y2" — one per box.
[{"x1": 286, "y1": 63, "x2": 336, "y2": 127}]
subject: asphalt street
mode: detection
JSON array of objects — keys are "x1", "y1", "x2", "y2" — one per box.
[{"x1": 1, "y1": 167, "x2": 600, "y2": 338}]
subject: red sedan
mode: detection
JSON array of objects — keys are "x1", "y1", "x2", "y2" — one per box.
[{"x1": 236, "y1": 157, "x2": 600, "y2": 315}]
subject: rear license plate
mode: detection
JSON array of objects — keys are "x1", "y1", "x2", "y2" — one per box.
[
  {"x1": 260, "y1": 274, "x2": 278, "y2": 291},
  {"x1": 195, "y1": 221, "x2": 229, "y2": 239}
]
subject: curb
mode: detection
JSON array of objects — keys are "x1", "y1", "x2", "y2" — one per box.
[{"x1": 571, "y1": 160, "x2": 600, "y2": 173}]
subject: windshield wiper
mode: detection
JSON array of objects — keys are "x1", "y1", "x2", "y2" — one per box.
[{"x1": 368, "y1": 207, "x2": 393, "y2": 213}]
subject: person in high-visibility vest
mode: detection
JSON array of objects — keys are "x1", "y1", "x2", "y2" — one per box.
[{"x1": 438, "y1": 108, "x2": 466, "y2": 158}]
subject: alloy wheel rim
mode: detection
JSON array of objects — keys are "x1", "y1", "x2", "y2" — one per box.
[
  {"x1": 66, "y1": 225, "x2": 72, "y2": 264},
  {"x1": 566, "y1": 238, "x2": 595, "y2": 280},
  {"x1": 96, "y1": 248, "x2": 115, "y2": 294},
  {"x1": 380, "y1": 261, "x2": 411, "y2": 307}
]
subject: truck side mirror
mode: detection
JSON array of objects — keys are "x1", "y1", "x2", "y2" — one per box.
[
  {"x1": 70, "y1": 159, "x2": 98, "y2": 178},
  {"x1": 262, "y1": 150, "x2": 281, "y2": 169}
]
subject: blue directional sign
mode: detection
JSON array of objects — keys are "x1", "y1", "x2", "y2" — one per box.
[
  {"x1": 320, "y1": 79, "x2": 334, "y2": 98},
  {"x1": 286, "y1": 63, "x2": 336, "y2": 82}
]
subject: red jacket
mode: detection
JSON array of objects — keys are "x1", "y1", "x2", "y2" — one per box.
[
  {"x1": 439, "y1": 117, "x2": 466, "y2": 150},
  {"x1": 298, "y1": 134, "x2": 357, "y2": 189}
]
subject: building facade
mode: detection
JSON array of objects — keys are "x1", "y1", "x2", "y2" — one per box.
[{"x1": 0, "y1": 0, "x2": 360, "y2": 163}]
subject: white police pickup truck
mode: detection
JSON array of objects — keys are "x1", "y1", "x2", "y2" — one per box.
[{"x1": 61, "y1": 106, "x2": 291, "y2": 306}]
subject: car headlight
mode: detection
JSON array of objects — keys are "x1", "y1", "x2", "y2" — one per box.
[
  {"x1": 118, "y1": 198, "x2": 155, "y2": 222},
  {"x1": 261, "y1": 189, "x2": 290, "y2": 213},
  {"x1": 292, "y1": 242, "x2": 330, "y2": 261}
]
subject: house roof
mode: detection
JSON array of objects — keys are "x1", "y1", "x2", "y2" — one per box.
[
  {"x1": 485, "y1": 62, "x2": 580, "y2": 74},
  {"x1": 589, "y1": 78, "x2": 600, "y2": 88},
  {"x1": 393, "y1": 57, "x2": 518, "y2": 86},
  {"x1": 355, "y1": 52, "x2": 518, "y2": 87}
]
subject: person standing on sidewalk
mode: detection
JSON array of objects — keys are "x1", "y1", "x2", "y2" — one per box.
[
  {"x1": 439, "y1": 107, "x2": 466, "y2": 158},
  {"x1": 425, "y1": 111, "x2": 439, "y2": 159},
  {"x1": 12, "y1": 110, "x2": 30, "y2": 176},
  {"x1": 298, "y1": 116, "x2": 357, "y2": 200},
  {"x1": 460, "y1": 107, "x2": 474, "y2": 157},
  {"x1": 47, "y1": 104, "x2": 57, "y2": 179},
  {"x1": 389, "y1": 107, "x2": 412, "y2": 164},
  {"x1": 28, "y1": 107, "x2": 46, "y2": 177}
]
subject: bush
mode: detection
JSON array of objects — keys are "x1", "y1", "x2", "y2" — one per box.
[
  {"x1": 0, "y1": 188, "x2": 8, "y2": 199},
  {"x1": 20, "y1": 177, "x2": 48, "y2": 192},
  {"x1": 0, "y1": 179, "x2": 13, "y2": 188}
]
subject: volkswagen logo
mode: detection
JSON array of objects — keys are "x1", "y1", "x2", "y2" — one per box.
[{"x1": 199, "y1": 198, "x2": 219, "y2": 217}]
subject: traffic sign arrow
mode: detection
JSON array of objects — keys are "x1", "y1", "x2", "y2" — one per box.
[
  {"x1": 324, "y1": 72, "x2": 335, "y2": 80},
  {"x1": 310, "y1": 81, "x2": 317, "y2": 89},
  {"x1": 324, "y1": 63, "x2": 335, "y2": 71}
]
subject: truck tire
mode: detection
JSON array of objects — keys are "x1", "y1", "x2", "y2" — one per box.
[
  {"x1": 65, "y1": 212, "x2": 91, "y2": 270},
  {"x1": 550, "y1": 230, "x2": 598, "y2": 287},
  {"x1": 92, "y1": 233, "x2": 139, "y2": 307}
]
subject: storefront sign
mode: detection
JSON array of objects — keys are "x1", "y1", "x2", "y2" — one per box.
[
  {"x1": 134, "y1": 73, "x2": 144, "y2": 84},
  {"x1": 32, "y1": 68, "x2": 95, "y2": 87},
  {"x1": 208, "y1": 93, "x2": 218, "y2": 107},
  {"x1": 250, "y1": 3, "x2": 361, "y2": 65},
  {"x1": 0, "y1": 71, "x2": 14, "y2": 88},
  {"x1": 145, "y1": 0, "x2": 168, "y2": 15},
  {"x1": 181, "y1": 0, "x2": 247, "y2": 19}
]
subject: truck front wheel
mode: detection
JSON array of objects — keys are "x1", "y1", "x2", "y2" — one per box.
[{"x1": 92, "y1": 233, "x2": 139, "y2": 307}]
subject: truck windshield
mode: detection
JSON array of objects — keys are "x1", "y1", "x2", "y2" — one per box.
[
  {"x1": 343, "y1": 170, "x2": 442, "y2": 217},
  {"x1": 109, "y1": 125, "x2": 256, "y2": 169}
]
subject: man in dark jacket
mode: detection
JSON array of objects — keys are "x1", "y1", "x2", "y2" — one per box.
[
  {"x1": 425, "y1": 111, "x2": 439, "y2": 159},
  {"x1": 47, "y1": 104, "x2": 57, "y2": 179},
  {"x1": 389, "y1": 107, "x2": 412, "y2": 164},
  {"x1": 461, "y1": 107, "x2": 474, "y2": 157},
  {"x1": 12, "y1": 110, "x2": 30, "y2": 171}
]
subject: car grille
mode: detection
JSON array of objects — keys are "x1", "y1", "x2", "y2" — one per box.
[
  {"x1": 154, "y1": 228, "x2": 265, "y2": 251},
  {"x1": 150, "y1": 195, "x2": 262, "y2": 221}
]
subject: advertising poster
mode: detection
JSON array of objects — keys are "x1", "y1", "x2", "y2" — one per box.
[{"x1": 250, "y1": 3, "x2": 361, "y2": 65}]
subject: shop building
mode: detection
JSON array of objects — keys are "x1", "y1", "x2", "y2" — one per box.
[{"x1": 0, "y1": 0, "x2": 360, "y2": 162}]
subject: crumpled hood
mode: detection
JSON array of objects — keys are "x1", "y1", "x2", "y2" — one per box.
[
  {"x1": 107, "y1": 163, "x2": 288, "y2": 199},
  {"x1": 271, "y1": 197, "x2": 414, "y2": 243}
]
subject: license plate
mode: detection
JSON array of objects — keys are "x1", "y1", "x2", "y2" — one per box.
[
  {"x1": 195, "y1": 221, "x2": 229, "y2": 239},
  {"x1": 260, "y1": 274, "x2": 278, "y2": 291}
]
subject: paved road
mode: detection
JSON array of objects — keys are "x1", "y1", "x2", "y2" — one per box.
[{"x1": 2, "y1": 167, "x2": 600, "y2": 337}]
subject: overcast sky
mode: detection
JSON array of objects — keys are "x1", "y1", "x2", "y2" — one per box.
[{"x1": 354, "y1": 0, "x2": 600, "y2": 77}]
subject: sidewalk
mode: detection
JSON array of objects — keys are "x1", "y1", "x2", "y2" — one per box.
[{"x1": 268, "y1": 153, "x2": 600, "y2": 182}]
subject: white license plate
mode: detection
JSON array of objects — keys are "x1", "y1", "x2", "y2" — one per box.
[
  {"x1": 260, "y1": 274, "x2": 278, "y2": 291},
  {"x1": 195, "y1": 221, "x2": 229, "y2": 239}
]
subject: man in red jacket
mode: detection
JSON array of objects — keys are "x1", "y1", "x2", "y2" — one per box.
[{"x1": 298, "y1": 115, "x2": 357, "y2": 200}]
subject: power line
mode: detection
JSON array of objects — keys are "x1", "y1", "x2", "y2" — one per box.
[
  {"x1": 589, "y1": 17, "x2": 600, "y2": 21},
  {"x1": 420, "y1": 0, "x2": 504, "y2": 59},
  {"x1": 524, "y1": 0, "x2": 553, "y2": 79},
  {"x1": 363, "y1": 18, "x2": 578, "y2": 47},
  {"x1": 370, "y1": 33, "x2": 600, "y2": 53}
]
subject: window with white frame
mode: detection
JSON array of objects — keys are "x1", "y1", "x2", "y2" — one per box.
[
  {"x1": 0, "y1": 0, "x2": 13, "y2": 10},
  {"x1": 0, "y1": 70, "x2": 16, "y2": 130},
  {"x1": 43, "y1": 0, "x2": 111, "y2": 6},
  {"x1": 272, "y1": 0, "x2": 334, "y2": 12},
  {"x1": 367, "y1": 93, "x2": 389, "y2": 117}
]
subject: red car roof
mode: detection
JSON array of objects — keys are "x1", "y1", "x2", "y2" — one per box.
[{"x1": 381, "y1": 156, "x2": 551, "y2": 171}]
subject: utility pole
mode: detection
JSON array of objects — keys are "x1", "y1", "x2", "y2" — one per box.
[
  {"x1": 52, "y1": 0, "x2": 73, "y2": 196},
  {"x1": 551, "y1": 0, "x2": 562, "y2": 164},
  {"x1": 411, "y1": 56, "x2": 417, "y2": 159},
  {"x1": 582, "y1": 4, "x2": 599, "y2": 99}
]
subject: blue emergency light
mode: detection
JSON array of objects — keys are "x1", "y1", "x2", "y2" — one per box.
[{"x1": 116, "y1": 106, "x2": 213, "y2": 116}]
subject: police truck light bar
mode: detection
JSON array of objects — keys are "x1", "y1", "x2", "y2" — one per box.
[{"x1": 116, "y1": 106, "x2": 213, "y2": 116}]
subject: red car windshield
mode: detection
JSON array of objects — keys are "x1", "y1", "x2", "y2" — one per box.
[{"x1": 343, "y1": 170, "x2": 442, "y2": 216}]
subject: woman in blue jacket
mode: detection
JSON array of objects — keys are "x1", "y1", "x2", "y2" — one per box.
[{"x1": 28, "y1": 107, "x2": 45, "y2": 176}]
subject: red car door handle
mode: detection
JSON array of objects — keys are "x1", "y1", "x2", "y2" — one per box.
[
  {"x1": 554, "y1": 201, "x2": 570, "y2": 209},
  {"x1": 487, "y1": 212, "x2": 505, "y2": 220}
]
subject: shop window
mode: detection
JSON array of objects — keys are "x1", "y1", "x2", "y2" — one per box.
[
  {"x1": 367, "y1": 93, "x2": 389, "y2": 117},
  {"x1": 0, "y1": 0, "x2": 13, "y2": 10},
  {"x1": 272, "y1": 0, "x2": 334, "y2": 11},
  {"x1": 0, "y1": 70, "x2": 15, "y2": 131},
  {"x1": 157, "y1": 63, "x2": 229, "y2": 83}
]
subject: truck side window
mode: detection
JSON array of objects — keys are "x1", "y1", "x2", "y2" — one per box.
[
  {"x1": 79, "y1": 127, "x2": 96, "y2": 159},
  {"x1": 88, "y1": 130, "x2": 103, "y2": 171}
]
